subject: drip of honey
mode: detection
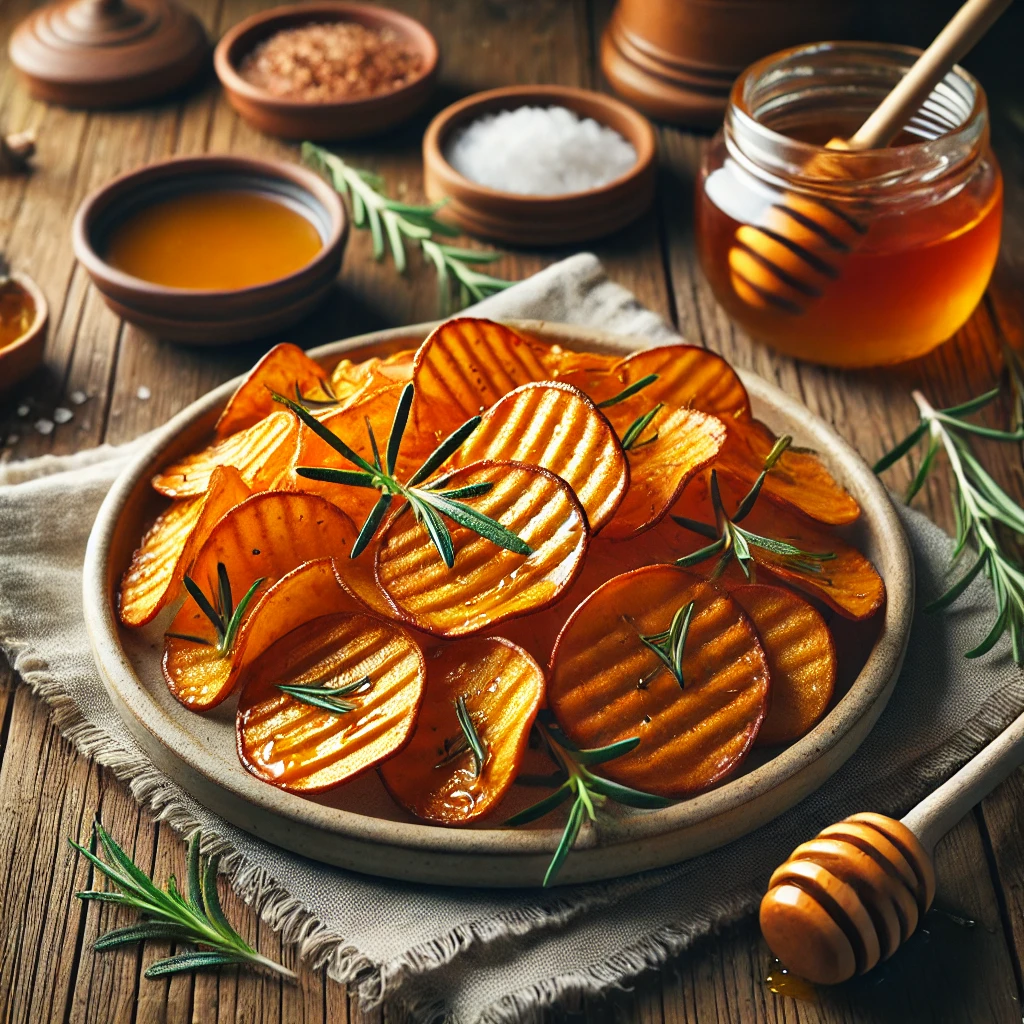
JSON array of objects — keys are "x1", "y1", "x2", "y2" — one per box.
[
  {"x1": 697, "y1": 118, "x2": 1003, "y2": 368},
  {"x1": 0, "y1": 279, "x2": 35, "y2": 350},
  {"x1": 103, "y1": 190, "x2": 323, "y2": 291},
  {"x1": 765, "y1": 959, "x2": 817, "y2": 1002}
]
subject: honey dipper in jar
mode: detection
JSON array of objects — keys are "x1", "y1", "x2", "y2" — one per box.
[{"x1": 697, "y1": 0, "x2": 1010, "y2": 367}]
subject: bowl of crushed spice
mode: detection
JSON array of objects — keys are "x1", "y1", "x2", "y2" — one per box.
[
  {"x1": 214, "y1": 1, "x2": 439, "y2": 141},
  {"x1": 423, "y1": 85, "x2": 657, "y2": 246}
]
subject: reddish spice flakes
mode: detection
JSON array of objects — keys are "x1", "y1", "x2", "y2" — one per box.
[{"x1": 238, "y1": 21, "x2": 423, "y2": 102}]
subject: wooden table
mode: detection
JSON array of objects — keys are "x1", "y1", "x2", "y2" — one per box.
[{"x1": 2, "y1": 0, "x2": 1024, "y2": 1020}]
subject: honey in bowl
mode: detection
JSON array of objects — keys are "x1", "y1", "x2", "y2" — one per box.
[
  {"x1": 0, "y1": 278, "x2": 35, "y2": 350},
  {"x1": 696, "y1": 43, "x2": 1002, "y2": 368},
  {"x1": 103, "y1": 190, "x2": 323, "y2": 291}
]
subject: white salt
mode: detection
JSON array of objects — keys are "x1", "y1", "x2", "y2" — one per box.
[
  {"x1": 16, "y1": 404, "x2": 29, "y2": 417},
  {"x1": 137, "y1": 386, "x2": 151, "y2": 401},
  {"x1": 70, "y1": 390, "x2": 88, "y2": 405},
  {"x1": 53, "y1": 407, "x2": 73, "y2": 424},
  {"x1": 445, "y1": 105, "x2": 637, "y2": 196},
  {"x1": 4, "y1": 434, "x2": 17, "y2": 446},
  {"x1": 34, "y1": 418, "x2": 53, "y2": 436}
]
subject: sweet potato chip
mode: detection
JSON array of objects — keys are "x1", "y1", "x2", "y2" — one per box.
[
  {"x1": 376, "y1": 460, "x2": 589, "y2": 637},
  {"x1": 537, "y1": 343, "x2": 618, "y2": 386},
  {"x1": 602, "y1": 406, "x2": 726, "y2": 540},
  {"x1": 549, "y1": 565, "x2": 769, "y2": 797},
  {"x1": 380, "y1": 637, "x2": 545, "y2": 824},
  {"x1": 163, "y1": 492, "x2": 358, "y2": 709},
  {"x1": 412, "y1": 318, "x2": 550, "y2": 441},
  {"x1": 580, "y1": 344, "x2": 750, "y2": 423},
  {"x1": 717, "y1": 418, "x2": 860, "y2": 526},
  {"x1": 236, "y1": 611, "x2": 426, "y2": 792},
  {"x1": 731, "y1": 584, "x2": 836, "y2": 746},
  {"x1": 152, "y1": 411, "x2": 298, "y2": 499},
  {"x1": 119, "y1": 465, "x2": 251, "y2": 627},
  {"x1": 449, "y1": 382, "x2": 629, "y2": 533},
  {"x1": 215, "y1": 343, "x2": 327, "y2": 440},
  {"x1": 672, "y1": 473, "x2": 885, "y2": 620}
]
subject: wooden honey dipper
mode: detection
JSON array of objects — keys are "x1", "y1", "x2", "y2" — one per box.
[
  {"x1": 728, "y1": 0, "x2": 1013, "y2": 315},
  {"x1": 760, "y1": 703, "x2": 1024, "y2": 985}
]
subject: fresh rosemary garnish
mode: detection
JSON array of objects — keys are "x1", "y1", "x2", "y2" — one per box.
[
  {"x1": 166, "y1": 562, "x2": 264, "y2": 654},
  {"x1": 597, "y1": 373, "x2": 659, "y2": 409},
  {"x1": 620, "y1": 403, "x2": 663, "y2": 451},
  {"x1": 875, "y1": 387, "x2": 1024, "y2": 662},
  {"x1": 302, "y1": 143, "x2": 515, "y2": 315},
  {"x1": 435, "y1": 695, "x2": 488, "y2": 778},
  {"x1": 628, "y1": 600, "x2": 695, "y2": 688},
  {"x1": 278, "y1": 674, "x2": 372, "y2": 714},
  {"x1": 673, "y1": 437, "x2": 835, "y2": 581},
  {"x1": 506, "y1": 712, "x2": 671, "y2": 886},
  {"x1": 70, "y1": 821, "x2": 293, "y2": 980},
  {"x1": 275, "y1": 382, "x2": 533, "y2": 568}
]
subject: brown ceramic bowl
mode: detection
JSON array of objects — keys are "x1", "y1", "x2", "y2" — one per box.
[
  {"x1": 422, "y1": 85, "x2": 657, "y2": 246},
  {"x1": 0, "y1": 272, "x2": 48, "y2": 391},
  {"x1": 214, "y1": 2, "x2": 439, "y2": 141},
  {"x1": 72, "y1": 155, "x2": 348, "y2": 346}
]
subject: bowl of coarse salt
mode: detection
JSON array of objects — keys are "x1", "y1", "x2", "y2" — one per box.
[{"x1": 422, "y1": 85, "x2": 656, "y2": 245}]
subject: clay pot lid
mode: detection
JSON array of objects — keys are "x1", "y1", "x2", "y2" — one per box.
[{"x1": 9, "y1": 0, "x2": 208, "y2": 108}]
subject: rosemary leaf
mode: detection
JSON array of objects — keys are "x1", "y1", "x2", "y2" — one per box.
[{"x1": 597, "y1": 374, "x2": 659, "y2": 409}]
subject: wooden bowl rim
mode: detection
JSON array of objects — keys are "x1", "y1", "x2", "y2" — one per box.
[
  {"x1": 213, "y1": 1, "x2": 439, "y2": 112},
  {"x1": 71, "y1": 153, "x2": 348, "y2": 302},
  {"x1": 422, "y1": 84, "x2": 657, "y2": 206},
  {"x1": 83, "y1": 320, "x2": 913, "y2": 884}
]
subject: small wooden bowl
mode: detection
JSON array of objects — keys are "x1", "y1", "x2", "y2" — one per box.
[
  {"x1": 422, "y1": 85, "x2": 657, "y2": 245},
  {"x1": 72, "y1": 155, "x2": 348, "y2": 346},
  {"x1": 0, "y1": 273, "x2": 48, "y2": 391},
  {"x1": 214, "y1": 2, "x2": 439, "y2": 141}
]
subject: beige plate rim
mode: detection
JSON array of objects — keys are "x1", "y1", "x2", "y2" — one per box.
[{"x1": 82, "y1": 320, "x2": 913, "y2": 887}]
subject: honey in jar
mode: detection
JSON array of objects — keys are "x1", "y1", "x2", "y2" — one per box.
[
  {"x1": 103, "y1": 190, "x2": 323, "y2": 291},
  {"x1": 696, "y1": 42, "x2": 1002, "y2": 368}
]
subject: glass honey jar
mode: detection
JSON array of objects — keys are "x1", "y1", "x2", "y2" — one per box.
[{"x1": 696, "y1": 42, "x2": 1002, "y2": 367}]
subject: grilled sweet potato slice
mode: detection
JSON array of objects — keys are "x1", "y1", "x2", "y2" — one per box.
[
  {"x1": 731, "y1": 584, "x2": 836, "y2": 746},
  {"x1": 672, "y1": 473, "x2": 885, "y2": 621},
  {"x1": 580, "y1": 344, "x2": 750, "y2": 422},
  {"x1": 602, "y1": 406, "x2": 726, "y2": 540},
  {"x1": 237, "y1": 611, "x2": 426, "y2": 793},
  {"x1": 449, "y1": 382, "x2": 629, "y2": 533},
  {"x1": 380, "y1": 637, "x2": 545, "y2": 824},
  {"x1": 548, "y1": 565, "x2": 769, "y2": 797},
  {"x1": 717, "y1": 418, "x2": 860, "y2": 526},
  {"x1": 375, "y1": 461, "x2": 589, "y2": 637},
  {"x1": 215, "y1": 343, "x2": 327, "y2": 439},
  {"x1": 162, "y1": 492, "x2": 358, "y2": 709},
  {"x1": 119, "y1": 465, "x2": 251, "y2": 627},
  {"x1": 412, "y1": 318, "x2": 550, "y2": 441},
  {"x1": 152, "y1": 411, "x2": 298, "y2": 499}
]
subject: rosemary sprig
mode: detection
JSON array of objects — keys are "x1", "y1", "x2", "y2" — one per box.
[
  {"x1": 275, "y1": 383, "x2": 532, "y2": 568},
  {"x1": 278, "y1": 674, "x2": 372, "y2": 714},
  {"x1": 70, "y1": 822, "x2": 293, "y2": 981},
  {"x1": 294, "y1": 378, "x2": 343, "y2": 410},
  {"x1": 166, "y1": 563, "x2": 264, "y2": 654},
  {"x1": 628, "y1": 600, "x2": 695, "y2": 688},
  {"x1": 672, "y1": 437, "x2": 835, "y2": 581},
  {"x1": 875, "y1": 388, "x2": 1024, "y2": 662},
  {"x1": 620, "y1": 403, "x2": 663, "y2": 451},
  {"x1": 506, "y1": 712, "x2": 671, "y2": 886},
  {"x1": 302, "y1": 143, "x2": 514, "y2": 315},
  {"x1": 597, "y1": 373, "x2": 659, "y2": 409},
  {"x1": 435, "y1": 695, "x2": 488, "y2": 777}
]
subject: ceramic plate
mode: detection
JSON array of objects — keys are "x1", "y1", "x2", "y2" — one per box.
[{"x1": 83, "y1": 321, "x2": 913, "y2": 887}]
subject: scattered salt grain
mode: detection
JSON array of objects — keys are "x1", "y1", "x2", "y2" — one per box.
[
  {"x1": 53, "y1": 407, "x2": 73, "y2": 424},
  {"x1": 4, "y1": 434, "x2": 17, "y2": 446},
  {"x1": 70, "y1": 390, "x2": 88, "y2": 405},
  {"x1": 137, "y1": 386, "x2": 151, "y2": 401},
  {"x1": 34, "y1": 418, "x2": 54, "y2": 435},
  {"x1": 16, "y1": 404, "x2": 29, "y2": 417},
  {"x1": 444, "y1": 105, "x2": 637, "y2": 196}
]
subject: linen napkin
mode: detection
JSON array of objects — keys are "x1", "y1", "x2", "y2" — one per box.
[{"x1": 1, "y1": 253, "x2": 1022, "y2": 1024}]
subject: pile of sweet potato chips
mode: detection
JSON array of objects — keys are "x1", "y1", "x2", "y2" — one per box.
[{"x1": 119, "y1": 318, "x2": 884, "y2": 827}]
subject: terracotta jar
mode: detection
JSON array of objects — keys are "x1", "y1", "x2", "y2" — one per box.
[{"x1": 600, "y1": 0, "x2": 862, "y2": 128}]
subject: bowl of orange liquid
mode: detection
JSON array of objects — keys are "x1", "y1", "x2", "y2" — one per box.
[
  {"x1": 72, "y1": 155, "x2": 348, "y2": 345},
  {"x1": 696, "y1": 42, "x2": 1002, "y2": 368}
]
